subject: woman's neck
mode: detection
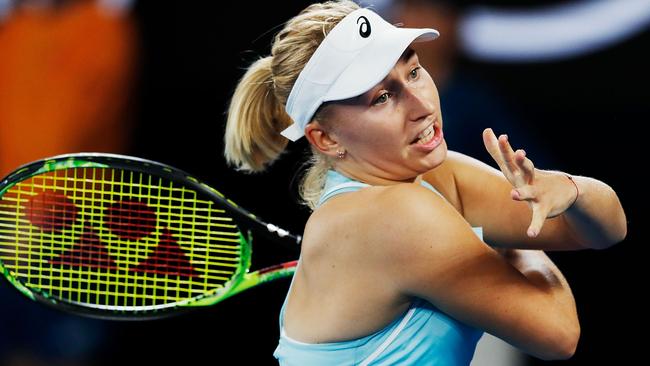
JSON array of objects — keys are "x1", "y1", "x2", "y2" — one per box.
[{"x1": 334, "y1": 166, "x2": 421, "y2": 186}]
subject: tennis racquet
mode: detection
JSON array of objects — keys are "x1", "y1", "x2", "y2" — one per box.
[{"x1": 0, "y1": 153, "x2": 300, "y2": 320}]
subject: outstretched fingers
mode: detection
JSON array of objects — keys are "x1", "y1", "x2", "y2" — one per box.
[
  {"x1": 483, "y1": 128, "x2": 514, "y2": 180},
  {"x1": 498, "y1": 134, "x2": 519, "y2": 173},
  {"x1": 484, "y1": 128, "x2": 546, "y2": 237},
  {"x1": 515, "y1": 149, "x2": 535, "y2": 182}
]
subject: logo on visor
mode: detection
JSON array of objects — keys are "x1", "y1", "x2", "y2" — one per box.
[{"x1": 357, "y1": 16, "x2": 371, "y2": 38}]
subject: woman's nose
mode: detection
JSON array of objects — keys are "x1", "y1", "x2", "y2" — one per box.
[{"x1": 404, "y1": 85, "x2": 435, "y2": 121}]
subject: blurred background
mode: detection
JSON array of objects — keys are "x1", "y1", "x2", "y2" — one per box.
[{"x1": 0, "y1": 0, "x2": 646, "y2": 364}]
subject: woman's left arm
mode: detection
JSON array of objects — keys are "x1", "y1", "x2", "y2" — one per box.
[
  {"x1": 434, "y1": 129, "x2": 627, "y2": 251},
  {"x1": 555, "y1": 173, "x2": 627, "y2": 250}
]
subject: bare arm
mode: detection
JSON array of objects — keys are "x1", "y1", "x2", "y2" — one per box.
[
  {"x1": 482, "y1": 128, "x2": 627, "y2": 249},
  {"x1": 497, "y1": 248, "x2": 578, "y2": 333},
  {"x1": 560, "y1": 174, "x2": 627, "y2": 249},
  {"x1": 436, "y1": 130, "x2": 628, "y2": 250},
  {"x1": 373, "y1": 185, "x2": 580, "y2": 360}
]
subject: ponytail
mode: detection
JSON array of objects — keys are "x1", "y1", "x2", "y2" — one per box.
[
  {"x1": 224, "y1": 56, "x2": 292, "y2": 172},
  {"x1": 224, "y1": 1, "x2": 360, "y2": 210}
]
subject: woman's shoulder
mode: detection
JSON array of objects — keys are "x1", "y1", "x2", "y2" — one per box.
[
  {"x1": 304, "y1": 181, "x2": 483, "y2": 297},
  {"x1": 307, "y1": 182, "x2": 453, "y2": 245},
  {"x1": 312, "y1": 181, "x2": 430, "y2": 217},
  {"x1": 340, "y1": 182, "x2": 477, "y2": 260}
]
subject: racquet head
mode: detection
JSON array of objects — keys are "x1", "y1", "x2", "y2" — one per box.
[{"x1": 0, "y1": 153, "x2": 300, "y2": 319}]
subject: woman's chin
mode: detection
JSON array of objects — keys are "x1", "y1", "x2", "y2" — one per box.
[{"x1": 421, "y1": 139, "x2": 447, "y2": 170}]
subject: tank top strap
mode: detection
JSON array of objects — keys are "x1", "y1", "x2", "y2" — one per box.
[
  {"x1": 418, "y1": 179, "x2": 445, "y2": 200},
  {"x1": 317, "y1": 170, "x2": 446, "y2": 207},
  {"x1": 316, "y1": 170, "x2": 484, "y2": 240}
]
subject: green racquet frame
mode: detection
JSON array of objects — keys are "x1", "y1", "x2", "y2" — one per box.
[{"x1": 0, "y1": 153, "x2": 300, "y2": 320}]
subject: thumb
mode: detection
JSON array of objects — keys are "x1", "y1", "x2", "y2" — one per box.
[{"x1": 527, "y1": 205, "x2": 547, "y2": 238}]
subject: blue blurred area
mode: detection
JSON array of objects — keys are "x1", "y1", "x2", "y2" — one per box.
[{"x1": 0, "y1": 283, "x2": 111, "y2": 364}]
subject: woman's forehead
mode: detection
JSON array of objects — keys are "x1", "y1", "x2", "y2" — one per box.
[
  {"x1": 328, "y1": 48, "x2": 420, "y2": 108},
  {"x1": 362, "y1": 49, "x2": 419, "y2": 93}
]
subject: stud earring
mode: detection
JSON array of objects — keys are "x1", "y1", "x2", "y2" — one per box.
[{"x1": 337, "y1": 150, "x2": 346, "y2": 159}]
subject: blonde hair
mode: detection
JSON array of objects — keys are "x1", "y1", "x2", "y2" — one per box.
[{"x1": 224, "y1": 0, "x2": 359, "y2": 210}]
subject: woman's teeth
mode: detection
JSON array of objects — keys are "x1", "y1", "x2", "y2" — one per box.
[{"x1": 416, "y1": 125, "x2": 434, "y2": 145}]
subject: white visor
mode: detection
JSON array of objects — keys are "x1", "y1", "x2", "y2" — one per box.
[{"x1": 281, "y1": 8, "x2": 439, "y2": 142}]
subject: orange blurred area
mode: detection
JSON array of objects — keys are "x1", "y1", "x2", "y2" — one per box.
[{"x1": 0, "y1": 0, "x2": 137, "y2": 177}]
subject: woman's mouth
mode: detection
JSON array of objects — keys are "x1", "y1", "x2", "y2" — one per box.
[
  {"x1": 413, "y1": 124, "x2": 435, "y2": 145},
  {"x1": 410, "y1": 121, "x2": 443, "y2": 151}
]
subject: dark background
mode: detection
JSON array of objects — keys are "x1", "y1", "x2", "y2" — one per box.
[{"x1": 1, "y1": 1, "x2": 646, "y2": 365}]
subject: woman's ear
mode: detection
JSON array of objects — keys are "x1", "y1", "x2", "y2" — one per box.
[{"x1": 304, "y1": 121, "x2": 340, "y2": 159}]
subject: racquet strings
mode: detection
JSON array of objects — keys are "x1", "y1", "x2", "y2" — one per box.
[{"x1": 0, "y1": 167, "x2": 244, "y2": 311}]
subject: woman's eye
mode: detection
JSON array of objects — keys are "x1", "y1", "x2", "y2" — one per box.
[
  {"x1": 409, "y1": 67, "x2": 420, "y2": 79},
  {"x1": 373, "y1": 93, "x2": 390, "y2": 105}
]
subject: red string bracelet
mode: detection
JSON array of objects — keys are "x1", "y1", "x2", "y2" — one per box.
[{"x1": 565, "y1": 174, "x2": 579, "y2": 209}]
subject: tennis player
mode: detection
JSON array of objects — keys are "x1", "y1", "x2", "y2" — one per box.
[{"x1": 224, "y1": 1, "x2": 627, "y2": 364}]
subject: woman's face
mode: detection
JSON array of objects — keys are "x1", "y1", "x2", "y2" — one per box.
[{"x1": 328, "y1": 48, "x2": 447, "y2": 182}]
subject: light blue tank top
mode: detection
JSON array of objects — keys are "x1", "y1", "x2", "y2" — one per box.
[{"x1": 274, "y1": 170, "x2": 484, "y2": 365}]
